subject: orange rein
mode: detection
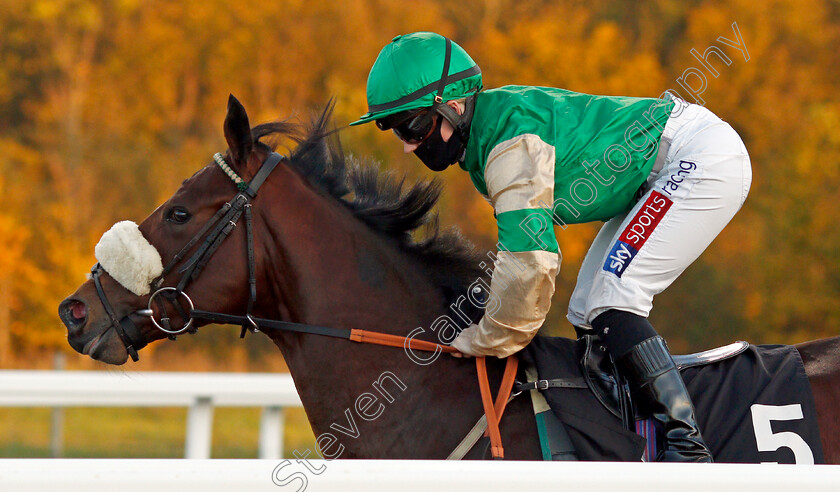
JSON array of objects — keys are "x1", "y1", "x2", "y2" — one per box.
[
  {"x1": 349, "y1": 328, "x2": 519, "y2": 459},
  {"x1": 349, "y1": 328, "x2": 459, "y2": 353},
  {"x1": 476, "y1": 355, "x2": 519, "y2": 459}
]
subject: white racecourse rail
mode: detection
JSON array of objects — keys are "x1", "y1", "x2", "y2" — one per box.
[
  {"x1": 1, "y1": 460, "x2": 840, "y2": 491},
  {"x1": 0, "y1": 370, "x2": 301, "y2": 459}
]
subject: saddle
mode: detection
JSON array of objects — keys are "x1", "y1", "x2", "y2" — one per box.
[
  {"x1": 451, "y1": 334, "x2": 820, "y2": 462},
  {"x1": 519, "y1": 334, "x2": 748, "y2": 422},
  {"x1": 517, "y1": 334, "x2": 749, "y2": 461},
  {"x1": 580, "y1": 334, "x2": 748, "y2": 421}
]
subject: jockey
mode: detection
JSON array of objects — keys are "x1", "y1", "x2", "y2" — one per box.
[{"x1": 352, "y1": 32, "x2": 751, "y2": 463}]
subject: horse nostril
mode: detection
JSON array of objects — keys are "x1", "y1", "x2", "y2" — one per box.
[{"x1": 59, "y1": 299, "x2": 88, "y2": 329}]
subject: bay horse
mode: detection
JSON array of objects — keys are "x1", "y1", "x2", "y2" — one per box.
[{"x1": 59, "y1": 96, "x2": 840, "y2": 462}]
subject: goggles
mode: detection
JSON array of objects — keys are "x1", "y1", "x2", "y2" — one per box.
[{"x1": 376, "y1": 109, "x2": 439, "y2": 145}]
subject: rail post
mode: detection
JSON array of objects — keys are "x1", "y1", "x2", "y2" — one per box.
[
  {"x1": 258, "y1": 405, "x2": 284, "y2": 459},
  {"x1": 185, "y1": 396, "x2": 214, "y2": 459},
  {"x1": 50, "y1": 352, "x2": 66, "y2": 458}
]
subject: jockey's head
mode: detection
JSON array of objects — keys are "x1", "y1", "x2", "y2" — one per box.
[{"x1": 351, "y1": 32, "x2": 482, "y2": 171}]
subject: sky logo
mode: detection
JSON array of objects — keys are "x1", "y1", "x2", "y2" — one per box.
[{"x1": 604, "y1": 240, "x2": 638, "y2": 277}]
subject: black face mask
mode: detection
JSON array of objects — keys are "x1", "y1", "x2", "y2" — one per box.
[{"x1": 413, "y1": 116, "x2": 465, "y2": 172}]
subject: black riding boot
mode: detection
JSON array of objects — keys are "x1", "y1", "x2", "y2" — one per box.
[{"x1": 592, "y1": 310, "x2": 713, "y2": 463}]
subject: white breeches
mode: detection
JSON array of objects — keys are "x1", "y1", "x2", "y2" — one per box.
[{"x1": 567, "y1": 102, "x2": 752, "y2": 327}]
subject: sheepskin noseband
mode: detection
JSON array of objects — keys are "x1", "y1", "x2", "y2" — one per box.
[{"x1": 94, "y1": 221, "x2": 164, "y2": 296}]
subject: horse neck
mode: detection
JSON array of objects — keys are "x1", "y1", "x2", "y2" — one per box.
[
  {"x1": 256, "y1": 169, "x2": 481, "y2": 458},
  {"x1": 257, "y1": 167, "x2": 446, "y2": 336}
]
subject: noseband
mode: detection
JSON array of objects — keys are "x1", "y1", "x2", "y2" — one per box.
[
  {"x1": 90, "y1": 263, "x2": 146, "y2": 361},
  {"x1": 90, "y1": 151, "x2": 284, "y2": 361}
]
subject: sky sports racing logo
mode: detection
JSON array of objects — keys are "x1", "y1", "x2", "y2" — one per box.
[{"x1": 604, "y1": 191, "x2": 673, "y2": 277}]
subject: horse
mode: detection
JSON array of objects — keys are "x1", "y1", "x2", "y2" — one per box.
[{"x1": 59, "y1": 96, "x2": 840, "y2": 462}]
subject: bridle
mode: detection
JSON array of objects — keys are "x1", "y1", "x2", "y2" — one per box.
[
  {"x1": 89, "y1": 150, "x2": 282, "y2": 361},
  {"x1": 146, "y1": 151, "x2": 283, "y2": 337}
]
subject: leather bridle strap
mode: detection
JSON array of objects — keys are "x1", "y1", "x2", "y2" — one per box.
[
  {"x1": 245, "y1": 152, "x2": 282, "y2": 196},
  {"x1": 153, "y1": 153, "x2": 283, "y2": 290},
  {"x1": 176, "y1": 153, "x2": 283, "y2": 299},
  {"x1": 476, "y1": 355, "x2": 519, "y2": 459},
  {"x1": 147, "y1": 152, "x2": 284, "y2": 338},
  {"x1": 154, "y1": 202, "x2": 233, "y2": 287},
  {"x1": 176, "y1": 193, "x2": 249, "y2": 289},
  {"x1": 244, "y1": 203, "x2": 256, "y2": 316},
  {"x1": 91, "y1": 264, "x2": 140, "y2": 362}
]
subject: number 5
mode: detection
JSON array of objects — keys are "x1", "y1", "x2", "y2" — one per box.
[{"x1": 750, "y1": 404, "x2": 814, "y2": 464}]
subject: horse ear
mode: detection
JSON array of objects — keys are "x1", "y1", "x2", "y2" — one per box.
[{"x1": 223, "y1": 94, "x2": 253, "y2": 168}]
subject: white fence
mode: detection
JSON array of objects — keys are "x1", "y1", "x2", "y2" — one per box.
[
  {"x1": 0, "y1": 370, "x2": 302, "y2": 459},
  {"x1": 1, "y1": 459, "x2": 840, "y2": 491}
]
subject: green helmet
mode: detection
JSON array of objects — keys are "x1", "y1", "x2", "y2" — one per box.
[{"x1": 351, "y1": 32, "x2": 482, "y2": 126}]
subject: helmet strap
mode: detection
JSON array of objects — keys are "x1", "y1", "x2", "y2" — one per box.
[
  {"x1": 434, "y1": 92, "x2": 477, "y2": 142},
  {"x1": 431, "y1": 36, "x2": 476, "y2": 139},
  {"x1": 427, "y1": 36, "x2": 479, "y2": 159},
  {"x1": 411, "y1": 35, "x2": 479, "y2": 169}
]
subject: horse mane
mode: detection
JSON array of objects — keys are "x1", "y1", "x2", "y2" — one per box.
[{"x1": 250, "y1": 102, "x2": 486, "y2": 322}]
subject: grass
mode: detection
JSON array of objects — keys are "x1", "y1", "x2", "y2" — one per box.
[{"x1": 0, "y1": 406, "x2": 317, "y2": 459}]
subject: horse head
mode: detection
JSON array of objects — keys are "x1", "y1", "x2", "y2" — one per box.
[{"x1": 58, "y1": 96, "x2": 272, "y2": 362}]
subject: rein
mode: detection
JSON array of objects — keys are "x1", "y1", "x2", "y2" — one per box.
[{"x1": 189, "y1": 309, "x2": 458, "y2": 354}]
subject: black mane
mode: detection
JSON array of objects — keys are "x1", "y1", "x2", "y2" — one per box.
[{"x1": 251, "y1": 103, "x2": 486, "y2": 321}]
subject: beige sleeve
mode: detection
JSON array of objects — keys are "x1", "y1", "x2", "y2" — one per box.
[
  {"x1": 484, "y1": 134, "x2": 556, "y2": 213},
  {"x1": 462, "y1": 250, "x2": 560, "y2": 357},
  {"x1": 462, "y1": 134, "x2": 561, "y2": 358}
]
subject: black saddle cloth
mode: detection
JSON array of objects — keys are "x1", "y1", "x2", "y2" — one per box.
[{"x1": 521, "y1": 335, "x2": 824, "y2": 463}]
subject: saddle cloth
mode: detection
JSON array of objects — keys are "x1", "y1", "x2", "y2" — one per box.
[{"x1": 521, "y1": 335, "x2": 825, "y2": 463}]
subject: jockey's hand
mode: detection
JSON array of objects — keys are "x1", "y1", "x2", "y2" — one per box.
[{"x1": 450, "y1": 325, "x2": 480, "y2": 358}]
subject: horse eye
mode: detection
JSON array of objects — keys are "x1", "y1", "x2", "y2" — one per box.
[{"x1": 165, "y1": 206, "x2": 192, "y2": 224}]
